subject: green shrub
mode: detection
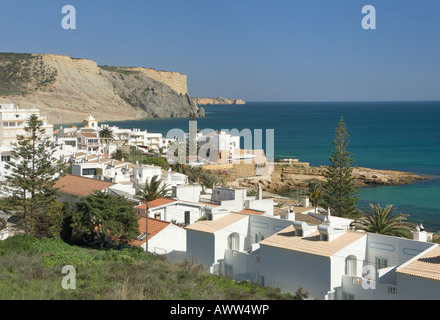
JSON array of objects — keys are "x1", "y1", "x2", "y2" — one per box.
[
  {"x1": 0, "y1": 234, "x2": 37, "y2": 255},
  {"x1": 143, "y1": 156, "x2": 170, "y2": 170},
  {"x1": 0, "y1": 218, "x2": 6, "y2": 231}
]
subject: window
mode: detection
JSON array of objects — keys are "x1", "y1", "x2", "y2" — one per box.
[
  {"x1": 65, "y1": 140, "x2": 76, "y2": 146},
  {"x1": 2, "y1": 122, "x2": 8, "y2": 127},
  {"x1": 82, "y1": 168, "x2": 97, "y2": 176},
  {"x1": 1, "y1": 156, "x2": 10, "y2": 162},
  {"x1": 255, "y1": 233, "x2": 265, "y2": 242},
  {"x1": 184, "y1": 211, "x2": 190, "y2": 225},
  {"x1": 388, "y1": 286, "x2": 397, "y2": 294},
  {"x1": 345, "y1": 255, "x2": 357, "y2": 276},
  {"x1": 376, "y1": 257, "x2": 388, "y2": 270},
  {"x1": 227, "y1": 233, "x2": 240, "y2": 251}
]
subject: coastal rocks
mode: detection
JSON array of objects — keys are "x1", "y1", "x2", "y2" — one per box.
[
  {"x1": 193, "y1": 97, "x2": 246, "y2": 105},
  {"x1": 236, "y1": 164, "x2": 429, "y2": 193}
]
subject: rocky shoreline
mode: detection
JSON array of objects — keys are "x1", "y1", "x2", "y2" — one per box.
[
  {"x1": 193, "y1": 97, "x2": 246, "y2": 105},
  {"x1": 236, "y1": 164, "x2": 431, "y2": 193}
]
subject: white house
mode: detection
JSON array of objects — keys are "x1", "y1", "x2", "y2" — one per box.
[
  {"x1": 132, "y1": 216, "x2": 186, "y2": 256},
  {"x1": 185, "y1": 212, "x2": 296, "y2": 275},
  {"x1": 135, "y1": 197, "x2": 205, "y2": 226},
  {"x1": 205, "y1": 186, "x2": 274, "y2": 217}
]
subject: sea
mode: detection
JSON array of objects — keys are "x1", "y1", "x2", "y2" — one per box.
[{"x1": 72, "y1": 101, "x2": 440, "y2": 232}]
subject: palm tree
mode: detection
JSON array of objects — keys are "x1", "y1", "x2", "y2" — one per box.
[
  {"x1": 99, "y1": 126, "x2": 114, "y2": 143},
  {"x1": 184, "y1": 165, "x2": 204, "y2": 183},
  {"x1": 137, "y1": 175, "x2": 171, "y2": 202},
  {"x1": 307, "y1": 180, "x2": 322, "y2": 214},
  {"x1": 111, "y1": 149, "x2": 127, "y2": 161},
  {"x1": 355, "y1": 203, "x2": 415, "y2": 238},
  {"x1": 171, "y1": 162, "x2": 186, "y2": 174}
]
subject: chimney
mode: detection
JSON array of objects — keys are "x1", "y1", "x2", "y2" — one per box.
[
  {"x1": 302, "y1": 196, "x2": 309, "y2": 207},
  {"x1": 292, "y1": 221, "x2": 316, "y2": 238},
  {"x1": 413, "y1": 224, "x2": 428, "y2": 242}
]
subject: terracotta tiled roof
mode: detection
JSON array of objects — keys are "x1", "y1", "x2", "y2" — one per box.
[
  {"x1": 240, "y1": 209, "x2": 263, "y2": 215},
  {"x1": 136, "y1": 198, "x2": 178, "y2": 211},
  {"x1": 259, "y1": 226, "x2": 366, "y2": 257},
  {"x1": 79, "y1": 132, "x2": 98, "y2": 138},
  {"x1": 54, "y1": 174, "x2": 116, "y2": 197},
  {"x1": 397, "y1": 244, "x2": 440, "y2": 281},
  {"x1": 185, "y1": 213, "x2": 248, "y2": 234},
  {"x1": 131, "y1": 217, "x2": 170, "y2": 246}
]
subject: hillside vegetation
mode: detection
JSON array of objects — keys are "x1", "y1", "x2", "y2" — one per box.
[
  {"x1": 0, "y1": 53, "x2": 57, "y2": 96},
  {"x1": 0, "y1": 235, "x2": 305, "y2": 300}
]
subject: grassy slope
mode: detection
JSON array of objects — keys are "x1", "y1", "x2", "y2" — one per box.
[{"x1": 0, "y1": 235, "x2": 299, "y2": 300}]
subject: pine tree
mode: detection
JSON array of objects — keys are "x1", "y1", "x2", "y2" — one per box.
[
  {"x1": 322, "y1": 117, "x2": 359, "y2": 218},
  {"x1": 73, "y1": 191, "x2": 140, "y2": 248},
  {"x1": 3, "y1": 114, "x2": 64, "y2": 236}
]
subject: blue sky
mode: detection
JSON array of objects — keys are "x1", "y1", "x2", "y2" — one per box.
[{"x1": 1, "y1": 0, "x2": 440, "y2": 101}]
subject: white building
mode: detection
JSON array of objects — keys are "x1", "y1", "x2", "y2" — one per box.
[
  {"x1": 252, "y1": 220, "x2": 438, "y2": 300},
  {"x1": 184, "y1": 204, "x2": 440, "y2": 300},
  {"x1": 99, "y1": 124, "x2": 173, "y2": 154},
  {"x1": 0, "y1": 103, "x2": 53, "y2": 162},
  {"x1": 185, "y1": 212, "x2": 295, "y2": 275},
  {"x1": 133, "y1": 216, "x2": 186, "y2": 256},
  {"x1": 135, "y1": 198, "x2": 205, "y2": 226},
  {"x1": 203, "y1": 186, "x2": 274, "y2": 217}
]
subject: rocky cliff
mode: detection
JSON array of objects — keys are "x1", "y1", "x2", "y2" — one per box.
[
  {"x1": 193, "y1": 97, "x2": 246, "y2": 105},
  {"x1": 0, "y1": 53, "x2": 203, "y2": 124},
  {"x1": 237, "y1": 164, "x2": 430, "y2": 193}
]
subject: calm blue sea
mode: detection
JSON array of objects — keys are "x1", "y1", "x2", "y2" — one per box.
[{"x1": 81, "y1": 101, "x2": 440, "y2": 231}]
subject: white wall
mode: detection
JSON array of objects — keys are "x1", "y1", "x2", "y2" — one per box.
[
  {"x1": 259, "y1": 244, "x2": 331, "y2": 299},
  {"x1": 330, "y1": 235, "x2": 368, "y2": 292},
  {"x1": 214, "y1": 216, "x2": 250, "y2": 264},
  {"x1": 365, "y1": 233, "x2": 433, "y2": 272},
  {"x1": 174, "y1": 185, "x2": 202, "y2": 202},
  {"x1": 149, "y1": 204, "x2": 203, "y2": 225},
  {"x1": 248, "y1": 215, "x2": 292, "y2": 250},
  {"x1": 245, "y1": 198, "x2": 274, "y2": 215},
  {"x1": 186, "y1": 230, "x2": 215, "y2": 269},
  {"x1": 142, "y1": 224, "x2": 186, "y2": 255}
]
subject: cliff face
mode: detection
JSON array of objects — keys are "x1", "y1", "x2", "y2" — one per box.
[
  {"x1": 125, "y1": 67, "x2": 188, "y2": 95},
  {"x1": 0, "y1": 53, "x2": 203, "y2": 124},
  {"x1": 193, "y1": 97, "x2": 245, "y2": 105}
]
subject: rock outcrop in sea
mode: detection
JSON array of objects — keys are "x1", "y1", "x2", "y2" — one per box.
[{"x1": 193, "y1": 97, "x2": 246, "y2": 105}]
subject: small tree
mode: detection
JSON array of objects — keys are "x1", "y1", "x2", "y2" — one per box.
[
  {"x1": 321, "y1": 117, "x2": 359, "y2": 218},
  {"x1": 3, "y1": 114, "x2": 64, "y2": 236},
  {"x1": 73, "y1": 191, "x2": 139, "y2": 248},
  {"x1": 111, "y1": 149, "x2": 128, "y2": 161},
  {"x1": 99, "y1": 126, "x2": 114, "y2": 143},
  {"x1": 143, "y1": 156, "x2": 170, "y2": 170},
  {"x1": 307, "y1": 180, "x2": 322, "y2": 214},
  {"x1": 137, "y1": 175, "x2": 171, "y2": 202},
  {"x1": 60, "y1": 201, "x2": 74, "y2": 244}
]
